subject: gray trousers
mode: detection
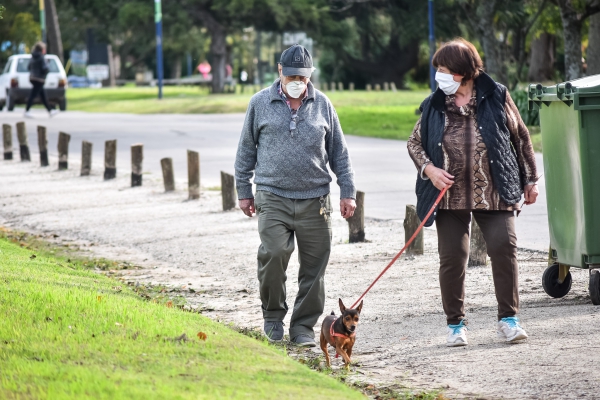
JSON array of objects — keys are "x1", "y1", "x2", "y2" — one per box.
[
  {"x1": 436, "y1": 209, "x2": 519, "y2": 325},
  {"x1": 255, "y1": 190, "x2": 332, "y2": 340}
]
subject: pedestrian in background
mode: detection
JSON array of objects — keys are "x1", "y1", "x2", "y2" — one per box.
[
  {"x1": 407, "y1": 38, "x2": 539, "y2": 347},
  {"x1": 24, "y1": 42, "x2": 59, "y2": 118},
  {"x1": 235, "y1": 44, "x2": 356, "y2": 347}
]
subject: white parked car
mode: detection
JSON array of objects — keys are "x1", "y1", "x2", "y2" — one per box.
[{"x1": 0, "y1": 54, "x2": 67, "y2": 111}]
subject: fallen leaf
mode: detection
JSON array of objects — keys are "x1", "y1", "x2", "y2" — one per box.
[
  {"x1": 97, "y1": 296, "x2": 103, "y2": 302},
  {"x1": 29, "y1": 254, "x2": 36, "y2": 259},
  {"x1": 197, "y1": 332, "x2": 207, "y2": 341},
  {"x1": 166, "y1": 301, "x2": 173, "y2": 308},
  {"x1": 115, "y1": 322, "x2": 122, "y2": 326}
]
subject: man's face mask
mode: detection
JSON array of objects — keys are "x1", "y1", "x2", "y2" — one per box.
[{"x1": 282, "y1": 77, "x2": 307, "y2": 99}]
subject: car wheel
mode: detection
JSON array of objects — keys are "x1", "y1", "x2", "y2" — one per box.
[
  {"x1": 59, "y1": 97, "x2": 67, "y2": 111},
  {"x1": 7, "y1": 92, "x2": 15, "y2": 111}
]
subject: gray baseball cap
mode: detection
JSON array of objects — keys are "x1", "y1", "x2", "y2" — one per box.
[{"x1": 279, "y1": 44, "x2": 313, "y2": 78}]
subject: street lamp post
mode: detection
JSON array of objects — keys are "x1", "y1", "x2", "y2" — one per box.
[
  {"x1": 154, "y1": 0, "x2": 164, "y2": 99},
  {"x1": 428, "y1": 0, "x2": 436, "y2": 93},
  {"x1": 39, "y1": 0, "x2": 46, "y2": 43}
]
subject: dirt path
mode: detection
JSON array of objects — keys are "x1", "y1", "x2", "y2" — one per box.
[{"x1": 1, "y1": 159, "x2": 599, "y2": 399}]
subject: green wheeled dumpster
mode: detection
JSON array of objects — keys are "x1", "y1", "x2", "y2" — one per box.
[{"x1": 529, "y1": 76, "x2": 600, "y2": 305}]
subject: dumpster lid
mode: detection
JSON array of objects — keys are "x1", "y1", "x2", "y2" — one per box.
[{"x1": 529, "y1": 74, "x2": 600, "y2": 109}]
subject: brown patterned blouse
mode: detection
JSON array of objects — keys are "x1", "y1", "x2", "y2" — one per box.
[{"x1": 407, "y1": 89, "x2": 538, "y2": 211}]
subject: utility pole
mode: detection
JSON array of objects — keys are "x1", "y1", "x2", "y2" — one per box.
[
  {"x1": 39, "y1": 0, "x2": 46, "y2": 43},
  {"x1": 154, "y1": 0, "x2": 164, "y2": 99},
  {"x1": 428, "y1": 0, "x2": 436, "y2": 93}
]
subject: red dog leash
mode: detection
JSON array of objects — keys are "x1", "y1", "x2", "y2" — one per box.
[{"x1": 350, "y1": 186, "x2": 449, "y2": 309}]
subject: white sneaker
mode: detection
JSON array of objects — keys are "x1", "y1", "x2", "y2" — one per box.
[
  {"x1": 497, "y1": 317, "x2": 528, "y2": 342},
  {"x1": 446, "y1": 320, "x2": 468, "y2": 347},
  {"x1": 49, "y1": 109, "x2": 60, "y2": 118},
  {"x1": 24, "y1": 111, "x2": 34, "y2": 119}
]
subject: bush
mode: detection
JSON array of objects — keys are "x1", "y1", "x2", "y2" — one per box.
[{"x1": 511, "y1": 89, "x2": 540, "y2": 126}]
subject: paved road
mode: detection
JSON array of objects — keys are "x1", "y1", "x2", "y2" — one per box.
[{"x1": 1, "y1": 108, "x2": 549, "y2": 250}]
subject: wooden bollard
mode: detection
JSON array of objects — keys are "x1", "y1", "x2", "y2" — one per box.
[
  {"x1": 348, "y1": 191, "x2": 365, "y2": 243},
  {"x1": 349, "y1": 82, "x2": 355, "y2": 91},
  {"x1": 330, "y1": 82, "x2": 336, "y2": 92},
  {"x1": 468, "y1": 219, "x2": 488, "y2": 267},
  {"x1": 374, "y1": 84, "x2": 381, "y2": 91},
  {"x1": 187, "y1": 150, "x2": 200, "y2": 200},
  {"x1": 16, "y1": 122, "x2": 31, "y2": 162},
  {"x1": 383, "y1": 82, "x2": 390, "y2": 91},
  {"x1": 403, "y1": 205, "x2": 424, "y2": 255},
  {"x1": 321, "y1": 82, "x2": 328, "y2": 91},
  {"x1": 390, "y1": 82, "x2": 398, "y2": 92},
  {"x1": 104, "y1": 140, "x2": 117, "y2": 180},
  {"x1": 366, "y1": 84, "x2": 372, "y2": 92},
  {"x1": 337, "y1": 82, "x2": 344, "y2": 91},
  {"x1": 131, "y1": 144, "x2": 143, "y2": 187},
  {"x1": 37, "y1": 126, "x2": 49, "y2": 167},
  {"x1": 3, "y1": 124, "x2": 12, "y2": 160},
  {"x1": 220, "y1": 171, "x2": 236, "y2": 211},
  {"x1": 160, "y1": 157, "x2": 175, "y2": 192},
  {"x1": 57, "y1": 132, "x2": 70, "y2": 170},
  {"x1": 81, "y1": 141, "x2": 93, "y2": 176}
]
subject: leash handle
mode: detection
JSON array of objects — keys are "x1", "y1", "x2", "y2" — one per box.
[{"x1": 350, "y1": 186, "x2": 448, "y2": 309}]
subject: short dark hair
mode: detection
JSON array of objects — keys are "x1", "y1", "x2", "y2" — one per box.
[
  {"x1": 432, "y1": 38, "x2": 483, "y2": 82},
  {"x1": 32, "y1": 42, "x2": 46, "y2": 53}
]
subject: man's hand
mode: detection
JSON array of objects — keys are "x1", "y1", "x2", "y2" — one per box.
[
  {"x1": 340, "y1": 198, "x2": 356, "y2": 219},
  {"x1": 523, "y1": 184, "x2": 539, "y2": 205},
  {"x1": 424, "y1": 164, "x2": 454, "y2": 191},
  {"x1": 239, "y1": 198, "x2": 255, "y2": 217}
]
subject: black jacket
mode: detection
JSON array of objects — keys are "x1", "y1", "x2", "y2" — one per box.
[
  {"x1": 416, "y1": 72, "x2": 523, "y2": 227},
  {"x1": 28, "y1": 51, "x2": 49, "y2": 82}
]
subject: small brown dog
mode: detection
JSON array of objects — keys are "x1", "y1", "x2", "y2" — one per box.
[{"x1": 320, "y1": 298, "x2": 363, "y2": 369}]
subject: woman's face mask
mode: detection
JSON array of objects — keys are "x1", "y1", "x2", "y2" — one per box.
[{"x1": 435, "y1": 71, "x2": 461, "y2": 95}]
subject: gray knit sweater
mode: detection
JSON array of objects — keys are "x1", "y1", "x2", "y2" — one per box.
[{"x1": 234, "y1": 79, "x2": 356, "y2": 200}]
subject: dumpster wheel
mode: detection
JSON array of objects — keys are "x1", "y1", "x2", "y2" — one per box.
[
  {"x1": 542, "y1": 263, "x2": 572, "y2": 298},
  {"x1": 589, "y1": 270, "x2": 600, "y2": 305}
]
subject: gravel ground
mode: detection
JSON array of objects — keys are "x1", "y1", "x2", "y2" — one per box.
[{"x1": 1, "y1": 157, "x2": 599, "y2": 400}]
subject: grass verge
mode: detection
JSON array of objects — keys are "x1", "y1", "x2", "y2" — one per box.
[{"x1": 0, "y1": 234, "x2": 364, "y2": 399}]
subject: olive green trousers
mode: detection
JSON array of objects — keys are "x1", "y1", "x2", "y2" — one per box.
[{"x1": 255, "y1": 190, "x2": 332, "y2": 340}]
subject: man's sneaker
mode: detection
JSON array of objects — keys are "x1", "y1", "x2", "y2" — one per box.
[
  {"x1": 291, "y1": 335, "x2": 316, "y2": 348},
  {"x1": 49, "y1": 109, "x2": 60, "y2": 118},
  {"x1": 24, "y1": 111, "x2": 34, "y2": 119},
  {"x1": 446, "y1": 320, "x2": 468, "y2": 347},
  {"x1": 497, "y1": 317, "x2": 528, "y2": 342},
  {"x1": 264, "y1": 321, "x2": 284, "y2": 342}
]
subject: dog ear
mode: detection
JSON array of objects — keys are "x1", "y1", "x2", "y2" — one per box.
[
  {"x1": 339, "y1": 298, "x2": 346, "y2": 313},
  {"x1": 356, "y1": 300, "x2": 363, "y2": 314}
]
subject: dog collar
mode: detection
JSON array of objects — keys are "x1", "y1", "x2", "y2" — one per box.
[{"x1": 330, "y1": 317, "x2": 356, "y2": 339}]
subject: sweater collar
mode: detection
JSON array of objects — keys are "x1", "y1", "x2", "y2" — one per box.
[
  {"x1": 270, "y1": 78, "x2": 315, "y2": 103},
  {"x1": 430, "y1": 71, "x2": 497, "y2": 112}
]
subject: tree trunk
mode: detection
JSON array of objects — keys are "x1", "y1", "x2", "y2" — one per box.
[
  {"x1": 45, "y1": 0, "x2": 63, "y2": 64},
  {"x1": 171, "y1": 55, "x2": 182, "y2": 79},
  {"x1": 528, "y1": 33, "x2": 556, "y2": 81},
  {"x1": 474, "y1": 0, "x2": 507, "y2": 84},
  {"x1": 588, "y1": 12, "x2": 600, "y2": 75},
  {"x1": 557, "y1": 0, "x2": 584, "y2": 80},
  {"x1": 210, "y1": 28, "x2": 226, "y2": 94}
]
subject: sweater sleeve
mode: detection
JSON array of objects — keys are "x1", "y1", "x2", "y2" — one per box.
[
  {"x1": 505, "y1": 91, "x2": 538, "y2": 184},
  {"x1": 407, "y1": 116, "x2": 432, "y2": 179},
  {"x1": 234, "y1": 97, "x2": 258, "y2": 199},
  {"x1": 326, "y1": 102, "x2": 356, "y2": 199}
]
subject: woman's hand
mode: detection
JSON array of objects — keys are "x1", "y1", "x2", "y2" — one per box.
[
  {"x1": 424, "y1": 164, "x2": 454, "y2": 191},
  {"x1": 523, "y1": 184, "x2": 539, "y2": 205}
]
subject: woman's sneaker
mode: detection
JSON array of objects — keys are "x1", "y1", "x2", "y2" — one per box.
[
  {"x1": 497, "y1": 317, "x2": 528, "y2": 342},
  {"x1": 446, "y1": 320, "x2": 468, "y2": 347}
]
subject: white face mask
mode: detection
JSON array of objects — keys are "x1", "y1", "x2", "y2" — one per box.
[
  {"x1": 435, "y1": 72, "x2": 461, "y2": 95},
  {"x1": 283, "y1": 80, "x2": 307, "y2": 98}
]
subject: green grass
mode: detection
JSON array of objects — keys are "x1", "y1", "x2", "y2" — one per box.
[{"x1": 0, "y1": 235, "x2": 365, "y2": 400}]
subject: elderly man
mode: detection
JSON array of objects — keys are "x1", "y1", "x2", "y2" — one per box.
[{"x1": 235, "y1": 44, "x2": 356, "y2": 347}]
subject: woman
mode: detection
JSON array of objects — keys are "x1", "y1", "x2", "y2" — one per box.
[
  {"x1": 407, "y1": 38, "x2": 539, "y2": 347},
  {"x1": 24, "y1": 42, "x2": 59, "y2": 118}
]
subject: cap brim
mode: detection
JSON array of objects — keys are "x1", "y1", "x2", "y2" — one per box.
[{"x1": 282, "y1": 66, "x2": 312, "y2": 78}]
